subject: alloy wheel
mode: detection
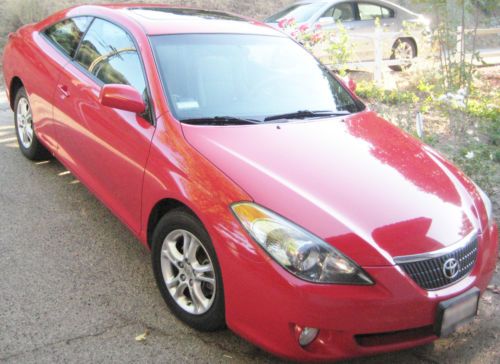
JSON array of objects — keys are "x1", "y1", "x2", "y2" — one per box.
[
  {"x1": 394, "y1": 41, "x2": 414, "y2": 68},
  {"x1": 16, "y1": 97, "x2": 34, "y2": 149},
  {"x1": 160, "y1": 229, "x2": 216, "y2": 315}
]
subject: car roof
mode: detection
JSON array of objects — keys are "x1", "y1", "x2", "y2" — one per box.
[
  {"x1": 66, "y1": 4, "x2": 283, "y2": 37},
  {"x1": 279, "y1": 0, "x2": 418, "y2": 16}
]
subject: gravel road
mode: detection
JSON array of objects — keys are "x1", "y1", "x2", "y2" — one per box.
[{"x1": 0, "y1": 89, "x2": 498, "y2": 363}]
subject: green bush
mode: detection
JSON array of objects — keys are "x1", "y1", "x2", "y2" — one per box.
[{"x1": 356, "y1": 81, "x2": 420, "y2": 105}]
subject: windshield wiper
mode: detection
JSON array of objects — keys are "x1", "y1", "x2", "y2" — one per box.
[
  {"x1": 181, "y1": 116, "x2": 261, "y2": 125},
  {"x1": 264, "y1": 110, "x2": 350, "y2": 122}
]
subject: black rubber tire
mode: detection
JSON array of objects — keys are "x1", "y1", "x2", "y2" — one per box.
[
  {"x1": 14, "y1": 87, "x2": 51, "y2": 160},
  {"x1": 151, "y1": 208, "x2": 225, "y2": 332},
  {"x1": 389, "y1": 39, "x2": 416, "y2": 72}
]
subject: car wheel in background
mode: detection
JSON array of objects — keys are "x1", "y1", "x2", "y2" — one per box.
[{"x1": 390, "y1": 39, "x2": 417, "y2": 71}]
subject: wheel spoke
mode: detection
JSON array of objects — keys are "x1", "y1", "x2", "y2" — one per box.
[
  {"x1": 25, "y1": 126, "x2": 33, "y2": 142},
  {"x1": 182, "y1": 232, "x2": 193, "y2": 258},
  {"x1": 185, "y1": 236, "x2": 199, "y2": 263},
  {"x1": 192, "y1": 263, "x2": 213, "y2": 274},
  {"x1": 174, "y1": 281, "x2": 188, "y2": 298},
  {"x1": 189, "y1": 284, "x2": 209, "y2": 313},
  {"x1": 195, "y1": 275, "x2": 215, "y2": 285},
  {"x1": 162, "y1": 248, "x2": 181, "y2": 269},
  {"x1": 23, "y1": 103, "x2": 30, "y2": 118},
  {"x1": 166, "y1": 276, "x2": 180, "y2": 289},
  {"x1": 22, "y1": 129, "x2": 29, "y2": 145}
]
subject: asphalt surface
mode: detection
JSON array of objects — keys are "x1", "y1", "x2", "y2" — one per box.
[{"x1": 0, "y1": 89, "x2": 499, "y2": 364}]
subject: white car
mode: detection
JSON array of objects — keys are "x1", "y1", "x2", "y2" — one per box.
[{"x1": 266, "y1": 0, "x2": 431, "y2": 70}]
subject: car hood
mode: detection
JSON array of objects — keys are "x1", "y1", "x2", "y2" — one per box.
[{"x1": 181, "y1": 111, "x2": 481, "y2": 266}]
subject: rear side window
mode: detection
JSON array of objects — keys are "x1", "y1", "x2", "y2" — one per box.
[
  {"x1": 380, "y1": 6, "x2": 393, "y2": 18},
  {"x1": 358, "y1": 3, "x2": 394, "y2": 20},
  {"x1": 44, "y1": 17, "x2": 92, "y2": 57},
  {"x1": 74, "y1": 19, "x2": 146, "y2": 96},
  {"x1": 322, "y1": 3, "x2": 355, "y2": 22}
]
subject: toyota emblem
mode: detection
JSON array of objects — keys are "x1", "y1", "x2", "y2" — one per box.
[{"x1": 442, "y1": 258, "x2": 460, "y2": 279}]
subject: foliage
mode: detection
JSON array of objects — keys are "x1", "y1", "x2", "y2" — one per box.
[
  {"x1": 356, "y1": 81, "x2": 420, "y2": 105},
  {"x1": 277, "y1": 18, "x2": 324, "y2": 50},
  {"x1": 323, "y1": 22, "x2": 351, "y2": 76},
  {"x1": 277, "y1": 17, "x2": 351, "y2": 76},
  {"x1": 411, "y1": 0, "x2": 498, "y2": 98}
]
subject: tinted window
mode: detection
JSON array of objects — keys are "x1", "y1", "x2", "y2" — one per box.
[
  {"x1": 322, "y1": 3, "x2": 355, "y2": 21},
  {"x1": 151, "y1": 34, "x2": 363, "y2": 122},
  {"x1": 44, "y1": 17, "x2": 92, "y2": 57},
  {"x1": 74, "y1": 19, "x2": 146, "y2": 96},
  {"x1": 358, "y1": 3, "x2": 393, "y2": 20}
]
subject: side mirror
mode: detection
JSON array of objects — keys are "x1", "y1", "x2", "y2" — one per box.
[
  {"x1": 99, "y1": 84, "x2": 146, "y2": 114},
  {"x1": 318, "y1": 17, "x2": 334, "y2": 26}
]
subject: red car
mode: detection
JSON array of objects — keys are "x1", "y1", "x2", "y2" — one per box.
[{"x1": 2, "y1": 4, "x2": 497, "y2": 362}]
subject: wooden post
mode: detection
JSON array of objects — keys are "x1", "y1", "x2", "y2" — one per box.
[{"x1": 374, "y1": 28, "x2": 383, "y2": 86}]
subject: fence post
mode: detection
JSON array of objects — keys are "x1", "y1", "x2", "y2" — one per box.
[{"x1": 374, "y1": 27, "x2": 383, "y2": 85}]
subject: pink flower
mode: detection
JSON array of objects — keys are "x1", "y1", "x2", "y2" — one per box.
[
  {"x1": 312, "y1": 34, "x2": 322, "y2": 43},
  {"x1": 315, "y1": 23, "x2": 322, "y2": 30},
  {"x1": 291, "y1": 31, "x2": 298, "y2": 38},
  {"x1": 278, "y1": 18, "x2": 288, "y2": 29},
  {"x1": 287, "y1": 17, "x2": 296, "y2": 26},
  {"x1": 299, "y1": 24, "x2": 309, "y2": 32}
]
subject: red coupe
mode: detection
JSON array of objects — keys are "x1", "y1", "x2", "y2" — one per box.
[{"x1": 2, "y1": 4, "x2": 498, "y2": 362}]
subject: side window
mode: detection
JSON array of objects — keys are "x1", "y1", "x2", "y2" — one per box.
[
  {"x1": 44, "y1": 17, "x2": 92, "y2": 57},
  {"x1": 380, "y1": 6, "x2": 394, "y2": 19},
  {"x1": 358, "y1": 3, "x2": 384, "y2": 20},
  {"x1": 74, "y1": 19, "x2": 147, "y2": 99},
  {"x1": 333, "y1": 3, "x2": 355, "y2": 21},
  {"x1": 322, "y1": 3, "x2": 355, "y2": 22}
]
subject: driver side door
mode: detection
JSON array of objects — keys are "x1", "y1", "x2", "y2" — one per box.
[{"x1": 53, "y1": 18, "x2": 155, "y2": 233}]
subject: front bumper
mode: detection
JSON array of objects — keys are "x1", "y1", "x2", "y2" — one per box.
[{"x1": 213, "y1": 220, "x2": 498, "y2": 362}]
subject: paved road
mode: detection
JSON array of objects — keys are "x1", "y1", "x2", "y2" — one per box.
[{"x1": 0, "y1": 90, "x2": 498, "y2": 363}]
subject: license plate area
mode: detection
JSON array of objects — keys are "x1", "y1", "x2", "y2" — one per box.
[{"x1": 435, "y1": 288, "x2": 480, "y2": 337}]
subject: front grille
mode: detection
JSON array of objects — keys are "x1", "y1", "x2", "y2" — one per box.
[{"x1": 395, "y1": 231, "x2": 478, "y2": 290}]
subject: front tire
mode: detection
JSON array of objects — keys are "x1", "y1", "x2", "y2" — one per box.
[
  {"x1": 389, "y1": 39, "x2": 416, "y2": 71},
  {"x1": 14, "y1": 87, "x2": 51, "y2": 160},
  {"x1": 151, "y1": 208, "x2": 225, "y2": 332}
]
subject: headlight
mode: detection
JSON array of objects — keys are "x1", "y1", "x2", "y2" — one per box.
[
  {"x1": 476, "y1": 185, "x2": 493, "y2": 226},
  {"x1": 231, "y1": 202, "x2": 373, "y2": 285}
]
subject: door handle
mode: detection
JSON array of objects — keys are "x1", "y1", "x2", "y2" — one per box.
[{"x1": 57, "y1": 84, "x2": 70, "y2": 99}]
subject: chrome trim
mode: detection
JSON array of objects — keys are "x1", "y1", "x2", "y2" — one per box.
[{"x1": 393, "y1": 229, "x2": 479, "y2": 264}]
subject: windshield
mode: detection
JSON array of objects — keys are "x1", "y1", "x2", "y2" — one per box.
[
  {"x1": 265, "y1": 3, "x2": 326, "y2": 23},
  {"x1": 151, "y1": 34, "x2": 364, "y2": 123}
]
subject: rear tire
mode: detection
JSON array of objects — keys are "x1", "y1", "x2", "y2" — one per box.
[
  {"x1": 151, "y1": 208, "x2": 225, "y2": 332},
  {"x1": 14, "y1": 87, "x2": 51, "y2": 160},
  {"x1": 389, "y1": 39, "x2": 416, "y2": 71}
]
